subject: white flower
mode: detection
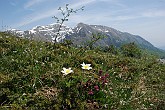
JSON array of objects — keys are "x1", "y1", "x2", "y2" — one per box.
[
  {"x1": 81, "y1": 62, "x2": 92, "y2": 70},
  {"x1": 61, "y1": 67, "x2": 73, "y2": 75}
]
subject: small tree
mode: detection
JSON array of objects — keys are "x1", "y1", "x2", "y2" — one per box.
[
  {"x1": 121, "y1": 42, "x2": 142, "y2": 58},
  {"x1": 52, "y1": 4, "x2": 84, "y2": 43}
]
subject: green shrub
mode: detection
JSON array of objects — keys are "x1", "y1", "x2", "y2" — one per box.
[{"x1": 121, "y1": 42, "x2": 142, "y2": 58}]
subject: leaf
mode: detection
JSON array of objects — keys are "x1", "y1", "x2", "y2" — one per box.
[
  {"x1": 66, "y1": 82, "x2": 71, "y2": 87},
  {"x1": 66, "y1": 99, "x2": 72, "y2": 108}
]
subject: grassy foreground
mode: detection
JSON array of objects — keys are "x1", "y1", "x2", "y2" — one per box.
[{"x1": 0, "y1": 32, "x2": 165, "y2": 110}]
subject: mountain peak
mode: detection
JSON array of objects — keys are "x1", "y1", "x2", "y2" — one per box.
[
  {"x1": 75, "y1": 22, "x2": 91, "y2": 28},
  {"x1": 8, "y1": 22, "x2": 159, "y2": 52},
  {"x1": 77, "y1": 22, "x2": 87, "y2": 26}
]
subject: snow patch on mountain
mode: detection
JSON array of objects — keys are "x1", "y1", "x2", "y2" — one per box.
[{"x1": 8, "y1": 23, "x2": 73, "y2": 42}]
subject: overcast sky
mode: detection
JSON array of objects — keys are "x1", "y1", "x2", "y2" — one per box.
[{"x1": 0, "y1": 0, "x2": 165, "y2": 48}]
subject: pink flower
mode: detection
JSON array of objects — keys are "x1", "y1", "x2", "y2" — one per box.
[
  {"x1": 104, "y1": 80, "x2": 108, "y2": 83},
  {"x1": 94, "y1": 85, "x2": 99, "y2": 91},
  {"x1": 101, "y1": 76, "x2": 106, "y2": 80},
  {"x1": 105, "y1": 73, "x2": 109, "y2": 77},
  {"x1": 88, "y1": 90, "x2": 94, "y2": 95}
]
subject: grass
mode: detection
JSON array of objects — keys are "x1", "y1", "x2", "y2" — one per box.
[{"x1": 0, "y1": 32, "x2": 165, "y2": 110}]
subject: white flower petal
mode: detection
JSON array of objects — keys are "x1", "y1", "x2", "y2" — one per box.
[
  {"x1": 86, "y1": 64, "x2": 91, "y2": 66},
  {"x1": 81, "y1": 62, "x2": 85, "y2": 66},
  {"x1": 61, "y1": 70, "x2": 65, "y2": 73},
  {"x1": 63, "y1": 67, "x2": 66, "y2": 70},
  {"x1": 81, "y1": 62, "x2": 92, "y2": 70},
  {"x1": 61, "y1": 67, "x2": 73, "y2": 75}
]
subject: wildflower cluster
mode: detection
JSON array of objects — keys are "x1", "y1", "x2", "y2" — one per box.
[
  {"x1": 82, "y1": 79, "x2": 99, "y2": 95},
  {"x1": 60, "y1": 62, "x2": 109, "y2": 98},
  {"x1": 61, "y1": 62, "x2": 92, "y2": 76},
  {"x1": 81, "y1": 70, "x2": 109, "y2": 96},
  {"x1": 98, "y1": 70, "x2": 109, "y2": 87}
]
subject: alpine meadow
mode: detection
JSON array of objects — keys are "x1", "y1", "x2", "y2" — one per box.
[{"x1": 1, "y1": 3, "x2": 165, "y2": 110}]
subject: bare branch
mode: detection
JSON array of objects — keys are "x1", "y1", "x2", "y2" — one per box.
[{"x1": 52, "y1": 4, "x2": 84, "y2": 43}]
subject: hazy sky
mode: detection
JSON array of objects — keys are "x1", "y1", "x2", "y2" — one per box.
[{"x1": 0, "y1": 0, "x2": 165, "y2": 48}]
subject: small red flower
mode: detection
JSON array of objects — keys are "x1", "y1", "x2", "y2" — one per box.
[
  {"x1": 101, "y1": 76, "x2": 106, "y2": 80},
  {"x1": 94, "y1": 85, "x2": 99, "y2": 91},
  {"x1": 103, "y1": 80, "x2": 108, "y2": 83},
  {"x1": 105, "y1": 73, "x2": 109, "y2": 77},
  {"x1": 88, "y1": 90, "x2": 94, "y2": 95},
  {"x1": 98, "y1": 70, "x2": 103, "y2": 76}
]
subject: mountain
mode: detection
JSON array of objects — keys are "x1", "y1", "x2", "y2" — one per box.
[
  {"x1": 8, "y1": 23, "x2": 73, "y2": 42},
  {"x1": 8, "y1": 22, "x2": 165, "y2": 57},
  {"x1": 68, "y1": 23, "x2": 155, "y2": 49},
  {"x1": 70, "y1": 23, "x2": 165, "y2": 57}
]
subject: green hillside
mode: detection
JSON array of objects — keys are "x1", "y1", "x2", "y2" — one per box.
[{"x1": 0, "y1": 32, "x2": 165, "y2": 110}]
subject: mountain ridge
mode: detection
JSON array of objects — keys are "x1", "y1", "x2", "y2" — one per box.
[
  {"x1": 7, "y1": 22, "x2": 165, "y2": 57},
  {"x1": 68, "y1": 23, "x2": 156, "y2": 49}
]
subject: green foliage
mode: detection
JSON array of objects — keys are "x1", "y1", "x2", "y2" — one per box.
[
  {"x1": 103, "y1": 45, "x2": 119, "y2": 55},
  {"x1": 121, "y1": 42, "x2": 142, "y2": 58},
  {"x1": 0, "y1": 32, "x2": 165, "y2": 109},
  {"x1": 61, "y1": 39, "x2": 73, "y2": 47}
]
